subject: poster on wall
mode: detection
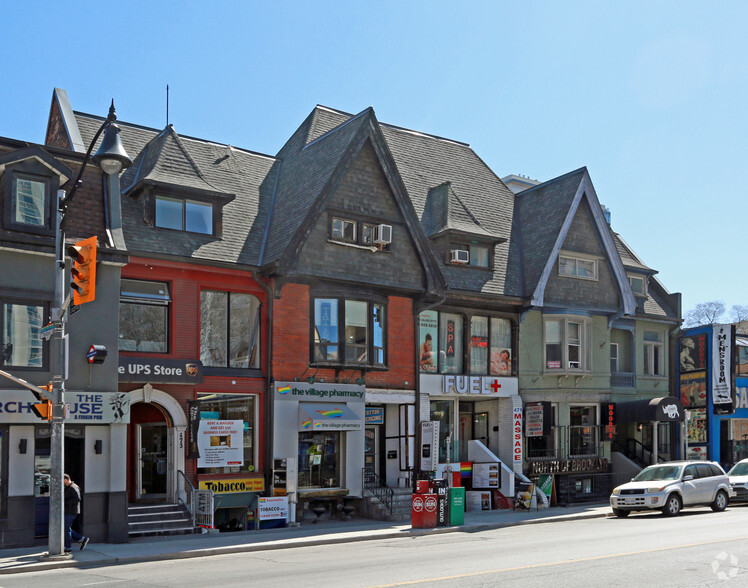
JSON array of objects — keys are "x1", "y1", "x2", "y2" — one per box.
[
  {"x1": 418, "y1": 310, "x2": 438, "y2": 373},
  {"x1": 196, "y1": 420, "x2": 244, "y2": 468},
  {"x1": 712, "y1": 324, "x2": 733, "y2": 406},
  {"x1": 680, "y1": 334, "x2": 708, "y2": 373},
  {"x1": 472, "y1": 463, "x2": 500, "y2": 488},
  {"x1": 680, "y1": 372, "x2": 707, "y2": 407},
  {"x1": 687, "y1": 409, "x2": 707, "y2": 444}
]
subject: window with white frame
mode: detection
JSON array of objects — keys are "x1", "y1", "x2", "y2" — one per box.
[
  {"x1": 544, "y1": 317, "x2": 592, "y2": 372},
  {"x1": 643, "y1": 330, "x2": 664, "y2": 376},
  {"x1": 628, "y1": 275, "x2": 646, "y2": 296},
  {"x1": 559, "y1": 254, "x2": 597, "y2": 279},
  {"x1": 331, "y1": 217, "x2": 356, "y2": 242},
  {"x1": 610, "y1": 342, "x2": 619, "y2": 373},
  {"x1": 450, "y1": 243, "x2": 491, "y2": 268}
]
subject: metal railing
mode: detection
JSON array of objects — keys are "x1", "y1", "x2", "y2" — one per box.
[
  {"x1": 611, "y1": 372, "x2": 635, "y2": 388},
  {"x1": 177, "y1": 469, "x2": 196, "y2": 527},
  {"x1": 362, "y1": 468, "x2": 394, "y2": 514},
  {"x1": 525, "y1": 425, "x2": 605, "y2": 460}
]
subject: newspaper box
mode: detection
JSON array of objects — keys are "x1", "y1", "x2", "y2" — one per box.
[{"x1": 411, "y1": 493, "x2": 438, "y2": 528}]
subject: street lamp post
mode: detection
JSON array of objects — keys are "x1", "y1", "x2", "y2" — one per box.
[{"x1": 45, "y1": 102, "x2": 131, "y2": 557}]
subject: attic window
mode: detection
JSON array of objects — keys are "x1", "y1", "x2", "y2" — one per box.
[
  {"x1": 559, "y1": 254, "x2": 597, "y2": 280},
  {"x1": 628, "y1": 275, "x2": 647, "y2": 296},
  {"x1": 155, "y1": 195, "x2": 213, "y2": 235},
  {"x1": 331, "y1": 217, "x2": 356, "y2": 242}
]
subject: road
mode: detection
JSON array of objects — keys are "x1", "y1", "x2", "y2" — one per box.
[{"x1": 4, "y1": 505, "x2": 748, "y2": 587}]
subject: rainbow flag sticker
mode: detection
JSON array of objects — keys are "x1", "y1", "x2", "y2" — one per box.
[
  {"x1": 460, "y1": 463, "x2": 473, "y2": 478},
  {"x1": 316, "y1": 408, "x2": 343, "y2": 418},
  {"x1": 277, "y1": 385, "x2": 291, "y2": 395},
  {"x1": 301, "y1": 419, "x2": 311, "y2": 429}
]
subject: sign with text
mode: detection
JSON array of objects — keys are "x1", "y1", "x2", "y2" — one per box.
[
  {"x1": 525, "y1": 402, "x2": 551, "y2": 437},
  {"x1": 118, "y1": 357, "x2": 203, "y2": 383},
  {"x1": 198, "y1": 478, "x2": 265, "y2": 493},
  {"x1": 712, "y1": 324, "x2": 733, "y2": 406},
  {"x1": 0, "y1": 390, "x2": 129, "y2": 424},
  {"x1": 258, "y1": 496, "x2": 290, "y2": 521},
  {"x1": 365, "y1": 407, "x2": 384, "y2": 424},
  {"x1": 513, "y1": 407, "x2": 523, "y2": 463},
  {"x1": 274, "y1": 381, "x2": 365, "y2": 403},
  {"x1": 425, "y1": 375, "x2": 518, "y2": 397},
  {"x1": 196, "y1": 420, "x2": 244, "y2": 468}
]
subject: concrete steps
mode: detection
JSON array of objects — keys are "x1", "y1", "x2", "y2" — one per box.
[
  {"x1": 128, "y1": 503, "x2": 196, "y2": 537},
  {"x1": 363, "y1": 487, "x2": 413, "y2": 522}
]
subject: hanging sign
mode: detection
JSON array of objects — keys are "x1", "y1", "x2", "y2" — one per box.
[{"x1": 712, "y1": 325, "x2": 732, "y2": 406}]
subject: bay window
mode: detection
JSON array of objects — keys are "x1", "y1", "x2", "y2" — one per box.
[
  {"x1": 544, "y1": 316, "x2": 591, "y2": 372},
  {"x1": 313, "y1": 297, "x2": 385, "y2": 366},
  {"x1": 470, "y1": 316, "x2": 512, "y2": 375}
]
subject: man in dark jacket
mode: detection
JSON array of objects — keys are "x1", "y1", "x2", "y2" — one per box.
[{"x1": 63, "y1": 474, "x2": 89, "y2": 552}]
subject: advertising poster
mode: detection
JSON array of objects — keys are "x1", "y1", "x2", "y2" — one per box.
[
  {"x1": 490, "y1": 349, "x2": 511, "y2": 375},
  {"x1": 524, "y1": 403, "x2": 545, "y2": 437},
  {"x1": 687, "y1": 409, "x2": 707, "y2": 444},
  {"x1": 712, "y1": 325, "x2": 732, "y2": 405},
  {"x1": 680, "y1": 372, "x2": 707, "y2": 407},
  {"x1": 472, "y1": 463, "x2": 500, "y2": 488},
  {"x1": 196, "y1": 420, "x2": 244, "y2": 468},
  {"x1": 680, "y1": 334, "x2": 707, "y2": 373},
  {"x1": 419, "y1": 311, "x2": 438, "y2": 373},
  {"x1": 258, "y1": 496, "x2": 289, "y2": 521}
]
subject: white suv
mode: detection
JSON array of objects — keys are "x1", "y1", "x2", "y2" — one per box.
[{"x1": 610, "y1": 461, "x2": 730, "y2": 517}]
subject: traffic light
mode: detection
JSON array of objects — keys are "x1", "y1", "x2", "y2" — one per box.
[
  {"x1": 31, "y1": 382, "x2": 53, "y2": 421},
  {"x1": 68, "y1": 236, "x2": 97, "y2": 305}
]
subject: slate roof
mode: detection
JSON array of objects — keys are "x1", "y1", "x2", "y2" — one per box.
[{"x1": 74, "y1": 112, "x2": 277, "y2": 266}]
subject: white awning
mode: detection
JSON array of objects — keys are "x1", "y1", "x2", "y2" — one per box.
[{"x1": 298, "y1": 403, "x2": 362, "y2": 432}]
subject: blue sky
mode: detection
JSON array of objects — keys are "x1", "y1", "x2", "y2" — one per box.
[{"x1": 2, "y1": 1, "x2": 745, "y2": 316}]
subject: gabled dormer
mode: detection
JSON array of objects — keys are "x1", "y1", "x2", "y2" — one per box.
[
  {"x1": 423, "y1": 181, "x2": 506, "y2": 269},
  {"x1": 0, "y1": 146, "x2": 72, "y2": 236},
  {"x1": 121, "y1": 126, "x2": 235, "y2": 238}
]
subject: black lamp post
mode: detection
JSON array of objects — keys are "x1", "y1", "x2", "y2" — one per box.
[{"x1": 44, "y1": 102, "x2": 131, "y2": 558}]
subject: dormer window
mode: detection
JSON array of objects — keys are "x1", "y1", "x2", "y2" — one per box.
[
  {"x1": 155, "y1": 195, "x2": 213, "y2": 235},
  {"x1": 559, "y1": 254, "x2": 597, "y2": 280},
  {"x1": 628, "y1": 275, "x2": 647, "y2": 296},
  {"x1": 12, "y1": 176, "x2": 49, "y2": 228},
  {"x1": 450, "y1": 242, "x2": 490, "y2": 268}
]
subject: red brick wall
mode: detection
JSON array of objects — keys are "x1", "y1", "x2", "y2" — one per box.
[{"x1": 272, "y1": 281, "x2": 416, "y2": 388}]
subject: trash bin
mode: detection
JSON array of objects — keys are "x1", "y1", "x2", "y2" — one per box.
[{"x1": 449, "y1": 487, "x2": 465, "y2": 526}]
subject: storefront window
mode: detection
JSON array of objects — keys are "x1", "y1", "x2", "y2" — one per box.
[
  {"x1": 298, "y1": 431, "x2": 341, "y2": 489},
  {"x1": 439, "y1": 313, "x2": 463, "y2": 374},
  {"x1": 196, "y1": 394, "x2": 256, "y2": 473},
  {"x1": 430, "y1": 400, "x2": 454, "y2": 463},
  {"x1": 569, "y1": 405, "x2": 597, "y2": 456}
]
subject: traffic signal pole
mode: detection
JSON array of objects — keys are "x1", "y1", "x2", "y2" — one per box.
[{"x1": 47, "y1": 188, "x2": 69, "y2": 557}]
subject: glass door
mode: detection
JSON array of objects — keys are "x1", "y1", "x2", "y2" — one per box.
[{"x1": 138, "y1": 424, "x2": 168, "y2": 499}]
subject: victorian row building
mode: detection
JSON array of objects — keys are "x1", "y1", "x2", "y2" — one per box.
[{"x1": 0, "y1": 87, "x2": 681, "y2": 547}]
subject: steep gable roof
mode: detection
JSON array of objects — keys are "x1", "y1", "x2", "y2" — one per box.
[{"x1": 514, "y1": 167, "x2": 636, "y2": 315}]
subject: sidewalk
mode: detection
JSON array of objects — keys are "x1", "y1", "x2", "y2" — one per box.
[{"x1": 0, "y1": 503, "x2": 611, "y2": 575}]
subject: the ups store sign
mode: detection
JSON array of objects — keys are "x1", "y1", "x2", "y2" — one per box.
[{"x1": 118, "y1": 357, "x2": 204, "y2": 384}]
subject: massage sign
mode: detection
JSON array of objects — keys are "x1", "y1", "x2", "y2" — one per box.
[
  {"x1": 196, "y1": 420, "x2": 244, "y2": 468},
  {"x1": 513, "y1": 407, "x2": 523, "y2": 463}
]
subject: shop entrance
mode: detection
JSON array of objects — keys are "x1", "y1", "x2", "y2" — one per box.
[
  {"x1": 364, "y1": 426, "x2": 380, "y2": 477},
  {"x1": 34, "y1": 427, "x2": 85, "y2": 537},
  {"x1": 458, "y1": 401, "x2": 489, "y2": 461},
  {"x1": 138, "y1": 423, "x2": 168, "y2": 499}
]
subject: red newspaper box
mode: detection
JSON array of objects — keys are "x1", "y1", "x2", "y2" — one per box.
[
  {"x1": 416, "y1": 480, "x2": 431, "y2": 494},
  {"x1": 412, "y1": 493, "x2": 438, "y2": 528}
]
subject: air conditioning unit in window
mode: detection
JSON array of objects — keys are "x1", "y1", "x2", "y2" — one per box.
[
  {"x1": 450, "y1": 249, "x2": 469, "y2": 264},
  {"x1": 568, "y1": 361, "x2": 581, "y2": 369},
  {"x1": 373, "y1": 224, "x2": 392, "y2": 245}
]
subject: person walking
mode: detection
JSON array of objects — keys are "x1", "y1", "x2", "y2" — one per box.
[{"x1": 63, "y1": 473, "x2": 89, "y2": 552}]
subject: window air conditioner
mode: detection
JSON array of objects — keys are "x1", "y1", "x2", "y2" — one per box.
[
  {"x1": 450, "y1": 249, "x2": 469, "y2": 264},
  {"x1": 373, "y1": 224, "x2": 392, "y2": 245}
]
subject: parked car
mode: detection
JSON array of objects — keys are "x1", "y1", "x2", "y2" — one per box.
[
  {"x1": 727, "y1": 459, "x2": 748, "y2": 502},
  {"x1": 610, "y1": 461, "x2": 730, "y2": 517}
]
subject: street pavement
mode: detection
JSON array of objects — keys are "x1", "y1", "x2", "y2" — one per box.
[{"x1": 0, "y1": 502, "x2": 611, "y2": 575}]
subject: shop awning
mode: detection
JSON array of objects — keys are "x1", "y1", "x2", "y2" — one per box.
[
  {"x1": 298, "y1": 403, "x2": 362, "y2": 432},
  {"x1": 615, "y1": 396, "x2": 685, "y2": 423}
]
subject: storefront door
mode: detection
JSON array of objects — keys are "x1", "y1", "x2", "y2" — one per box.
[{"x1": 138, "y1": 424, "x2": 168, "y2": 499}]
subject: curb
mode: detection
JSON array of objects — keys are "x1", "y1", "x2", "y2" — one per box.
[{"x1": 0, "y1": 510, "x2": 609, "y2": 575}]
